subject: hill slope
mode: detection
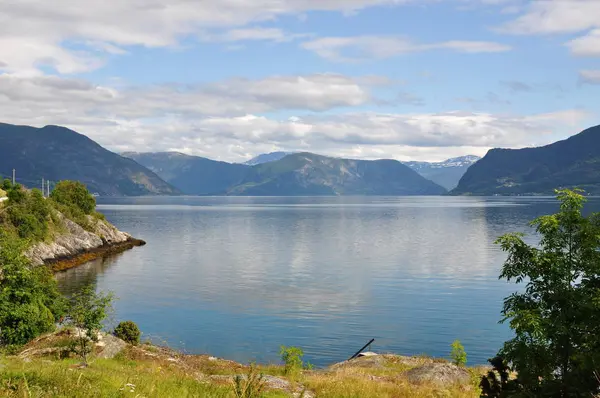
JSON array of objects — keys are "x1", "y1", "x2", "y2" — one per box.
[
  {"x1": 244, "y1": 151, "x2": 293, "y2": 166},
  {"x1": 452, "y1": 125, "x2": 600, "y2": 195},
  {"x1": 228, "y1": 153, "x2": 447, "y2": 195},
  {"x1": 403, "y1": 155, "x2": 480, "y2": 190},
  {"x1": 0, "y1": 123, "x2": 179, "y2": 196},
  {"x1": 123, "y1": 152, "x2": 249, "y2": 195}
]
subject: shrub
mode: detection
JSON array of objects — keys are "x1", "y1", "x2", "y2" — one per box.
[
  {"x1": 0, "y1": 231, "x2": 66, "y2": 346},
  {"x1": 450, "y1": 340, "x2": 467, "y2": 367},
  {"x1": 280, "y1": 346, "x2": 305, "y2": 375},
  {"x1": 50, "y1": 181, "x2": 96, "y2": 215},
  {"x1": 114, "y1": 321, "x2": 141, "y2": 345},
  {"x1": 233, "y1": 364, "x2": 266, "y2": 398}
]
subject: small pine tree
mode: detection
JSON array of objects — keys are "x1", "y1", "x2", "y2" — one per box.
[{"x1": 450, "y1": 340, "x2": 467, "y2": 367}]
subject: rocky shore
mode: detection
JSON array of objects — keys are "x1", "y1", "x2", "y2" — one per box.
[{"x1": 25, "y1": 212, "x2": 145, "y2": 272}]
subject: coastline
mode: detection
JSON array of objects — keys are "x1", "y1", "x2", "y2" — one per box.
[{"x1": 46, "y1": 237, "x2": 146, "y2": 272}]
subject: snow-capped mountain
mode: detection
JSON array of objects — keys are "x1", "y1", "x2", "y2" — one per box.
[{"x1": 403, "y1": 155, "x2": 481, "y2": 190}]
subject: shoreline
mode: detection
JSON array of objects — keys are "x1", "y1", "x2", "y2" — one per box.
[{"x1": 46, "y1": 237, "x2": 146, "y2": 272}]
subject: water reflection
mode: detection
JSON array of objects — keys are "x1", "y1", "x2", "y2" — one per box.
[
  {"x1": 56, "y1": 196, "x2": 600, "y2": 367},
  {"x1": 55, "y1": 252, "x2": 124, "y2": 296}
]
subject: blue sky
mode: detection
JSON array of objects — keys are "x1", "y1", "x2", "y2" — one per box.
[{"x1": 0, "y1": 0, "x2": 598, "y2": 162}]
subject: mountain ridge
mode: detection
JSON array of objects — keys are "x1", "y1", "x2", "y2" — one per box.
[
  {"x1": 129, "y1": 151, "x2": 447, "y2": 196},
  {"x1": 0, "y1": 123, "x2": 179, "y2": 196},
  {"x1": 452, "y1": 125, "x2": 600, "y2": 195}
]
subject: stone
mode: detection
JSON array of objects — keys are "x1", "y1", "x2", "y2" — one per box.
[
  {"x1": 404, "y1": 363, "x2": 470, "y2": 386},
  {"x1": 25, "y1": 212, "x2": 132, "y2": 266}
]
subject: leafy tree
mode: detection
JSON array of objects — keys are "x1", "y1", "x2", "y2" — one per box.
[
  {"x1": 50, "y1": 181, "x2": 96, "y2": 215},
  {"x1": 489, "y1": 189, "x2": 600, "y2": 397},
  {"x1": 450, "y1": 340, "x2": 467, "y2": 367},
  {"x1": 0, "y1": 231, "x2": 66, "y2": 346},
  {"x1": 67, "y1": 285, "x2": 113, "y2": 365}
]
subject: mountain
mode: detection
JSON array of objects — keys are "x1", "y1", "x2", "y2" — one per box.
[
  {"x1": 244, "y1": 151, "x2": 293, "y2": 166},
  {"x1": 452, "y1": 125, "x2": 600, "y2": 195},
  {"x1": 123, "y1": 152, "x2": 248, "y2": 195},
  {"x1": 227, "y1": 152, "x2": 447, "y2": 196},
  {"x1": 0, "y1": 123, "x2": 179, "y2": 196},
  {"x1": 403, "y1": 155, "x2": 481, "y2": 190}
]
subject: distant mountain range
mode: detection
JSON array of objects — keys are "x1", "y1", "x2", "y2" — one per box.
[
  {"x1": 128, "y1": 152, "x2": 447, "y2": 195},
  {"x1": 402, "y1": 155, "x2": 481, "y2": 190},
  {"x1": 122, "y1": 151, "x2": 248, "y2": 196},
  {"x1": 244, "y1": 151, "x2": 293, "y2": 166},
  {"x1": 0, "y1": 123, "x2": 179, "y2": 196},
  {"x1": 6, "y1": 121, "x2": 597, "y2": 197},
  {"x1": 453, "y1": 125, "x2": 600, "y2": 195}
]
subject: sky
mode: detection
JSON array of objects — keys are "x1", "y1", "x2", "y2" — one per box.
[{"x1": 0, "y1": 0, "x2": 598, "y2": 163}]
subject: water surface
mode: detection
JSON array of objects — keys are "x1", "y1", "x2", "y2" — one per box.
[{"x1": 56, "y1": 196, "x2": 594, "y2": 367}]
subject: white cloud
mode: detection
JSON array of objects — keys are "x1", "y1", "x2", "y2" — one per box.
[
  {"x1": 201, "y1": 27, "x2": 312, "y2": 43},
  {"x1": 496, "y1": 0, "x2": 600, "y2": 35},
  {"x1": 302, "y1": 36, "x2": 511, "y2": 61},
  {"x1": 0, "y1": 73, "x2": 375, "y2": 121},
  {"x1": 0, "y1": 0, "x2": 415, "y2": 74},
  {"x1": 567, "y1": 29, "x2": 600, "y2": 57},
  {"x1": 497, "y1": 0, "x2": 600, "y2": 61},
  {"x1": 0, "y1": 72, "x2": 588, "y2": 162},
  {"x1": 579, "y1": 70, "x2": 600, "y2": 85}
]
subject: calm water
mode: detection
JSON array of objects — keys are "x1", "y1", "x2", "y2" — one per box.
[{"x1": 55, "y1": 196, "x2": 599, "y2": 367}]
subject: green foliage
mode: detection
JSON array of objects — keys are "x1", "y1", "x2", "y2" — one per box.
[
  {"x1": 50, "y1": 180, "x2": 96, "y2": 215},
  {"x1": 491, "y1": 188, "x2": 600, "y2": 396},
  {"x1": 0, "y1": 231, "x2": 66, "y2": 346},
  {"x1": 66, "y1": 285, "x2": 114, "y2": 365},
  {"x1": 233, "y1": 364, "x2": 267, "y2": 398},
  {"x1": 113, "y1": 321, "x2": 141, "y2": 345},
  {"x1": 450, "y1": 340, "x2": 467, "y2": 367},
  {"x1": 279, "y1": 346, "x2": 305, "y2": 375},
  {"x1": 6, "y1": 188, "x2": 50, "y2": 241},
  {"x1": 480, "y1": 356, "x2": 522, "y2": 397},
  {"x1": 6, "y1": 184, "x2": 25, "y2": 204},
  {"x1": 2, "y1": 178, "x2": 12, "y2": 191}
]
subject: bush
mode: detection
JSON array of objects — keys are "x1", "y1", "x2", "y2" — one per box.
[
  {"x1": 0, "y1": 231, "x2": 66, "y2": 346},
  {"x1": 450, "y1": 340, "x2": 467, "y2": 367},
  {"x1": 114, "y1": 321, "x2": 141, "y2": 345},
  {"x1": 280, "y1": 346, "x2": 305, "y2": 375},
  {"x1": 50, "y1": 181, "x2": 96, "y2": 215},
  {"x1": 233, "y1": 364, "x2": 267, "y2": 398}
]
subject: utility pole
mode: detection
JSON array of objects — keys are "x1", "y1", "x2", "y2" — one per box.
[
  {"x1": 47, "y1": 180, "x2": 50, "y2": 197},
  {"x1": 42, "y1": 178, "x2": 45, "y2": 196},
  {"x1": 12, "y1": 169, "x2": 15, "y2": 185}
]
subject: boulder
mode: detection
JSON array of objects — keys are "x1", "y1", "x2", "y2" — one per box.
[{"x1": 404, "y1": 363, "x2": 470, "y2": 386}]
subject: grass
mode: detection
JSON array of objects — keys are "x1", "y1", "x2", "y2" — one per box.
[{"x1": 0, "y1": 339, "x2": 485, "y2": 398}]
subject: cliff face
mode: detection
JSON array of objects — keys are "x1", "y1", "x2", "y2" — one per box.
[{"x1": 26, "y1": 212, "x2": 135, "y2": 267}]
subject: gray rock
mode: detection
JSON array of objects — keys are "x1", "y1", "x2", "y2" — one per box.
[
  {"x1": 404, "y1": 363, "x2": 470, "y2": 386},
  {"x1": 25, "y1": 212, "x2": 131, "y2": 265}
]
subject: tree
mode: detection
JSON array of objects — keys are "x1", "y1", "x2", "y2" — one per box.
[
  {"x1": 450, "y1": 340, "x2": 467, "y2": 367},
  {"x1": 50, "y1": 181, "x2": 96, "y2": 215},
  {"x1": 67, "y1": 285, "x2": 114, "y2": 365},
  {"x1": 489, "y1": 189, "x2": 600, "y2": 397},
  {"x1": 0, "y1": 231, "x2": 66, "y2": 346}
]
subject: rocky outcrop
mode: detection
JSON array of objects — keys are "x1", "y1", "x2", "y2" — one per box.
[
  {"x1": 25, "y1": 212, "x2": 144, "y2": 271},
  {"x1": 404, "y1": 362, "x2": 471, "y2": 386}
]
